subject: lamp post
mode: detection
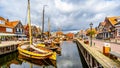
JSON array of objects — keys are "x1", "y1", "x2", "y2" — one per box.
[
  {"x1": 90, "y1": 22, "x2": 93, "y2": 47},
  {"x1": 41, "y1": 5, "x2": 47, "y2": 41}
]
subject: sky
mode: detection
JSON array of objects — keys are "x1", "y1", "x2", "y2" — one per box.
[{"x1": 0, "y1": 0, "x2": 120, "y2": 32}]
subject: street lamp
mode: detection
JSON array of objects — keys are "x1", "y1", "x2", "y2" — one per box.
[{"x1": 90, "y1": 22, "x2": 93, "y2": 47}]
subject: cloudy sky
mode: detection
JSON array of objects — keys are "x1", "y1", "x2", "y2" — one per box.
[{"x1": 0, "y1": 0, "x2": 120, "y2": 32}]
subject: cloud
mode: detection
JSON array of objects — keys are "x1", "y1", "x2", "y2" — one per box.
[
  {"x1": 0, "y1": 0, "x2": 120, "y2": 32},
  {"x1": 55, "y1": 0, "x2": 76, "y2": 13}
]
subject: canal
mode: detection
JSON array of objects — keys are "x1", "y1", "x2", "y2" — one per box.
[{"x1": 0, "y1": 41, "x2": 87, "y2": 68}]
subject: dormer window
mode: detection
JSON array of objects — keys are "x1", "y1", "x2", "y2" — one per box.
[{"x1": 0, "y1": 20, "x2": 5, "y2": 24}]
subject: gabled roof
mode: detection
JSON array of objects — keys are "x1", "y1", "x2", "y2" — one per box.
[
  {"x1": 56, "y1": 31, "x2": 63, "y2": 35},
  {"x1": 106, "y1": 16, "x2": 120, "y2": 26},
  {"x1": 66, "y1": 33, "x2": 74, "y2": 37},
  {"x1": 79, "y1": 30, "x2": 86, "y2": 34},
  {"x1": 98, "y1": 22, "x2": 106, "y2": 28},
  {"x1": 115, "y1": 21, "x2": 120, "y2": 25},
  {"x1": 36, "y1": 27, "x2": 41, "y2": 34},
  {"x1": 101, "y1": 22, "x2": 106, "y2": 26},
  {"x1": 0, "y1": 16, "x2": 6, "y2": 21},
  {"x1": 0, "y1": 24, "x2": 11, "y2": 28},
  {"x1": 5, "y1": 20, "x2": 20, "y2": 28},
  {"x1": 0, "y1": 16, "x2": 21, "y2": 28},
  {"x1": 23, "y1": 25, "x2": 27, "y2": 28}
]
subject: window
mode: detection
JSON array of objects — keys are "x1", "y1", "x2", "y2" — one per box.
[
  {"x1": 21, "y1": 29, "x2": 23, "y2": 33},
  {"x1": 0, "y1": 20, "x2": 5, "y2": 24},
  {"x1": 118, "y1": 29, "x2": 120, "y2": 36},
  {"x1": 16, "y1": 28, "x2": 19, "y2": 32},
  {"x1": 19, "y1": 29, "x2": 20, "y2": 32},
  {"x1": 19, "y1": 24, "x2": 21, "y2": 27},
  {"x1": 6, "y1": 28, "x2": 12, "y2": 32}
]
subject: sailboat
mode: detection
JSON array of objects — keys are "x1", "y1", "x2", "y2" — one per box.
[
  {"x1": 17, "y1": 0, "x2": 56, "y2": 60},
  {"x1": 44, "y1": 18, "x2": 60, "y2": 50}
]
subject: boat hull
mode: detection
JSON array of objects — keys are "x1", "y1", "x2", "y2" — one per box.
[{"x1": 17, "y1": 45, "x2": 56, "y2": 60}]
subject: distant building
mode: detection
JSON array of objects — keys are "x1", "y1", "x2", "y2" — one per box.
[
  {"x1": 96, "y1": 16, "x2": 120, "y2": 39},
  {"x1": 56, "y1": 31, "x2": 63, "y2": 37},
  {"x1": 78, "y1": 30, "x2": 87, "y2": 38},
  {"x1": 0, "y1": 16, "x2": 25, "y2": 41},
  {"x1": 96, "y1": 22, "x2": 105, "y2": 39},
  {"x1": 115, "y1": 21, "x2": 120, "y2": 39},
  {"x1": 24, "y1": 24, "x2": 41, "y2": 38},
  {"x1": 66, "y1": 33, "x2": 74, "y2": 39},
  {"x1": 37, "y1": 27, "x2": 41, "y2": 35},
  {"x1": 103, "y1": 16, "x2": 120, "y2": 39}
]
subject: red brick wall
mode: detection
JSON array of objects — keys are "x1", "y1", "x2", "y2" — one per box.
[
  {"x1": 0, "y1": 27, "x2": 13, "y2": 33},
  {"x1": 0, "y1": 27, "x2": 6, "y2": 33}
]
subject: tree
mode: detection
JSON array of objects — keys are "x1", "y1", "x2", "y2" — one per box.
[{"x1": 86, "y1": 28, "x2": 97, "y2": 37}]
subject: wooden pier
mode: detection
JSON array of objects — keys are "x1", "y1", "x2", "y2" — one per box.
[
  {"x1": 0, "y1": 41, "x2": 28, "y2": 55},
  {"x1": 75, "y1": 38, "x2": 120, "y2": 68}
]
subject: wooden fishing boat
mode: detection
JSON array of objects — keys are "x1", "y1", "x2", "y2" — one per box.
[
  {"x1": 18, "y1": 44, "x2": 54, "y2": 59},
  {"x1": 34, "y1": 41, "x2": 61, "y2": 54},
  {"x1": 33, "y1": 17, "x2": 61, "y2": 52},
  {"x1": 33, "y1": 42, "x2": 45, "y2": 47},
  {"x1": 17, "y1": 0, "x2": 56, "y2": 60}
]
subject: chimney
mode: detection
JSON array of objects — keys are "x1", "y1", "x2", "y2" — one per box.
[
  {"x1": 5, "y1": 19, "x2": 9, "y2": 25},
  {"x1": 6, "y1": 19, "x2": 9, "y2": 22}
]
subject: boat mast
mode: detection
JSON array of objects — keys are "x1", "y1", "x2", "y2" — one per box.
[
  {"x1": 28, "y1": 0, "x2": 32, "y2": 45},
  {"x1": 41, "y1": 6, "x2": 45, "y2": 41},
  {"x1": 48, "y1": 17, "x2": 51, "y2": 39},
  {"x1": 41, "y1": 5, "x2": 47, "y2": 41}
]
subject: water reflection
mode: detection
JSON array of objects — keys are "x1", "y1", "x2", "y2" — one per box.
[
  {"x1": 0, "y1": 51, "x2": 21, "y2": 68},
  {"x1": 17, "y1": 54, "x2": 57, "y2": 68},
  {"x1": 0, "y1": 51, "x2": 56, "y2": 68},
  {"x1": 57, "y1": 41, "x2": 83, "y2": 68},
  {"x1": 0, "y1": 41, "x2": 84, "y2": 68}
]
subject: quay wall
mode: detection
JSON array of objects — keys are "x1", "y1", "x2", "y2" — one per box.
[
  {"x1": 0, "y1": 41, "x2": 28, "y2": 55},
  {"x1": 75, "y1": 38, "x2": 120, "y2": 68}
]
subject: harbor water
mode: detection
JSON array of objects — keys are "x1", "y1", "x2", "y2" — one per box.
[{"x1": 0, "y1": 41, "x2": 87, "y2": 68}]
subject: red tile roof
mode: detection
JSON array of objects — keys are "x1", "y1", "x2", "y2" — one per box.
[
  {"x1": 5, "y1": 20, "x2": 20, "y2": 28},
  {"x1": 0, "y1": 16, "x2": 20, "y2": 28},
  {"x1": 0, "y1": 24, "x2": 11, "y2": 28},
  {"x1": 0, "y1": 16, "x2": 6, "y2": 21}
]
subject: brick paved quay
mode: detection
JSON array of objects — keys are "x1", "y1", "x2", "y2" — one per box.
[
  {"x1": 76, "y1": 39, "x2": 120, "y2": 68},
  {"x1": 92, "y1": 39, "x2": 120, "y2": 53}
]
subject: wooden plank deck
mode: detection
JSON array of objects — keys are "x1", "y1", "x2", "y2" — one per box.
[
  {"x1": 0, "y1": 41, "x2": 29, "y2": 55},
  {"x1": 77, "y1": 39, "x2": 120, "y2": 68},
  {"x1": 0, "y1": 41, "x2": 28, "y2": 47}
]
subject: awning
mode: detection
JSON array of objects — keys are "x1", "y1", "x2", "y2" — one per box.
[{"x1": 0, "y1": 33, "x2": 16, "y2": 36}]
